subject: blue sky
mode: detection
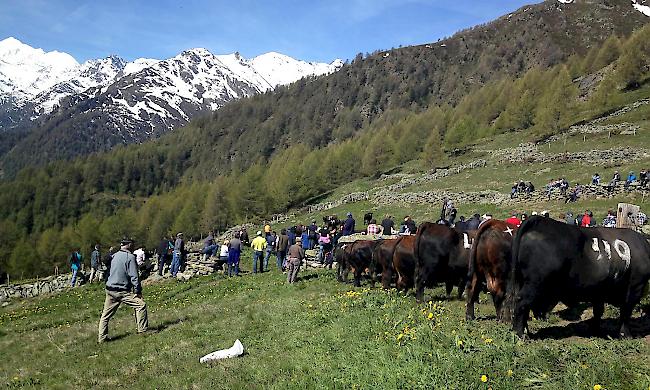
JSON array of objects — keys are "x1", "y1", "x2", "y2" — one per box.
[{"x1": 1, "y1": 0, "x2": 539, "y2": 63}]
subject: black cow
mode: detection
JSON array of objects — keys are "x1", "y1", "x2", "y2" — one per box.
[
  {"x1": 337, "y1": 240, "x2": 381, "y2": 287},
  {"x1": 364, "y1": 212, "x2": 373, "y2": 225},
  {"x1": 510, "y1": 216, "x2": 650, "y2": 338},
  {"x1": 414, "y1": 223, "x2": 473, "y2": 302}
]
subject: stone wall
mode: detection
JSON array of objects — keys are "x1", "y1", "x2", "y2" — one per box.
[{"x1": 0, "y1": 274, "x2": 73, "y2": 303}]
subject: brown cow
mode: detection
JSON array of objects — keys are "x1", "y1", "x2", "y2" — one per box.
[
  {"x1": 465, "y1": 219, "x2": 518, "y2": 322},
  {"x1": 372, "y1": 238, "x2": 402, "y2": 289},
  {"x1": 393, "y1": 235, "x2": 416, "y2": 292}
]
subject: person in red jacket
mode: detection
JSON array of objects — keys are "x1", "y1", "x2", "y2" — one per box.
[{"x1": 505, "y1": 212, "x2": 521, "y2": 227}]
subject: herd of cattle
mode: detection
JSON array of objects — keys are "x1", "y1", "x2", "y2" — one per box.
[{"x1": 334, "y1": 216, "x2": 650, "y2": 338}]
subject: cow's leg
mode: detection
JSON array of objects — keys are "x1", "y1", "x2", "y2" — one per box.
[
  {"x1": 465, "y1": 273, "x2": 482, "y2": 321},
  {"x1": 618, "y1": 284, "x2": 645, "y2": 338},
  {"x1": 382, "y1": 266, "x2": 393, "y2": 290},
  {"x1": 513, "y1": 294, "x2": 533, "y2": 338},
  {"x1": 445, "y1": 281, "x2": 454, "y2": 299},
  {"x1": 456, "y1": 278, "x2": 465, "y2": 300},
  {"x1": 590, "y1": 300, "x2": 604, "y2": 335},
  {"x1": 353, "y1": 269, "x2": 362, "y2": 287}
]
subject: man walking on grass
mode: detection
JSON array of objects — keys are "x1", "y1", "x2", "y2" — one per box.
[{"x1": 98, "y1": 238, "x2": 148, "y2": 343}]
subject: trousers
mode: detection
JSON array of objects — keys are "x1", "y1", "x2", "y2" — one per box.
[{"x1": 98, "y1": 290, "x2": 148, "y2": 343}]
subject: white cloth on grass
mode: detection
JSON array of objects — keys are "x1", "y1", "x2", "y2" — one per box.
[{"x1": 199, "y1": 339, "x2": 244, "y2": 363}]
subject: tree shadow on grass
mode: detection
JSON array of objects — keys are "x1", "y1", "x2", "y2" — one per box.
[{"x1": 532, "y1": 315, "x2": 650, "y2": 340}]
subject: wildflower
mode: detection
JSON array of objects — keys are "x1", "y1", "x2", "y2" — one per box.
[
  {"x1": 397, "y1": 334, "x2": 404, "y2": 341},
  {"x1": 427, "y1": 312, "x2": 434, "y2": 320},
  {"x1": 593, "y1": 385, "x2": 602, "y2": 390},
  {"x1": 506, "y1": 369, "x2": 513, "y2": 377},
  {"x1": 484, "y1": 338, "x2": 493, "y2": 344},
  {"x1": 456, "y1": 340, "x2": 463, "y2": 347},
  {"x1": 481, "y1": 375, "x2": 488, "y2": 383}
]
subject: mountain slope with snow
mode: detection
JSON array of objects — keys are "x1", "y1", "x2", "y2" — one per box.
[{"x1": 0, "y1": 40, "x2": 342, "y2": 174}]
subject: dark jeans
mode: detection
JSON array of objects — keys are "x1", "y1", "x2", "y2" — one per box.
[
  {"x1": 202, "y1": 245, "x2": 219, "y2": 257},
  {"x1": 276, "y1": 251, "x2": 286, "y2": 271},
  {"x1": 158, "y1": 254, "x2": 169, "y2": 275},
  {"x1": 253, "y1": 250, "x2": 263, "y2": 273},
  {"x1": 263, "y1": 246, "x2": 274, "y2": 272}
]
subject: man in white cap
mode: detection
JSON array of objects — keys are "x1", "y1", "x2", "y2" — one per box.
[
  {"x1": 98, "y1": 238, "x2": 148, "y2": 343},
  {"x1": 251, "y1": 231, "x2": 267, "y2": 273}
]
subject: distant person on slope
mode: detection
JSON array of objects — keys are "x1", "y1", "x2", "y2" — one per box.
[
  {"x1": 90, "y1": 245, "x2": 101, "y2": 283},
  {"x1": 170, "y1": 233, "x2": 185, "y2": 277},
  {"x1": 286, "y1": 239, "x2": 305, "y2": 284},
  {"x1": 276, "y1": 229, "x2": 289, "y2": 272},
  {"x1": 98, "y1": 238, "x2": 148, "y2": 343},
  {"x1": 227, "y1": 233, "x2": 242, "y2": 277},
  {"x1": 342, "y1": 212, "x2": 355, "y2": 236},
  {"x1": 251, "y1": 231, "x2": 266, "y2": 274},
  {"x1": 69, "y1": 248, "x2": 83, "y2": 287}
]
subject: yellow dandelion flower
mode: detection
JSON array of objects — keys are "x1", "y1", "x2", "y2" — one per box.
[
  {"x1": 427, "y1": 312, "x2": 434, "y2": 320},
  {"x1": 481, "y1": 375, "x2": 488, "y2": 383},
  {"x1": 506, "y1": 369, "x2": 513, "y2": 377},
  {"x1": 397, "y1": 334, "x2": 404, "y2": 341},
  {"x1": 456, "y1": 340, "x2": 463, "y2": 347},
  {"x1": 484, "y1": 338, "x2": 493, "y2": 343},
  {"x1": 593, "y1": 385, "x2": 602, "y2": 390}
]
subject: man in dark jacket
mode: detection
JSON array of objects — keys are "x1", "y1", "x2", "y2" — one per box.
[
  {"x1": 157, "y1": 237, "x2": 171, "y2": 276},
  {"x1": 98, "y1": 238, "x2": 148, "y2": 343},
  {"x1": 342, "y1": 212, "x2": 355, "y2": 236},
  {"x1": 276, "y1": 229, "x2": 289, "y2": 271},
  {"x1": 90, "y1": 245, "x2": 100, "y2": 283},
  {"x1": 380, "y1": 215, "x2": 395, "y2": 235}
]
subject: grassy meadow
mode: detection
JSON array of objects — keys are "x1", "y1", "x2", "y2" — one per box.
[{"x1": 1, "y1": 261, "x2": 649, "y2": 389}]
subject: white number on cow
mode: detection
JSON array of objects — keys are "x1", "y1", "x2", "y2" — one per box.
[
  {"x1": 463, "y1": 233, "x2": 472, "y2": 249},
  {"x1": 590, "y1": 238, "x2": 631, "y2": 274}
]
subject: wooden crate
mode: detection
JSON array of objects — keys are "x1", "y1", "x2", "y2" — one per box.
[{"x1": 616, "y1": 203, "x2": 641, "y2": 230}]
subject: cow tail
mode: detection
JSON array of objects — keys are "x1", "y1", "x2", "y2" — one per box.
[
  {"x1": 466, "y1": 224, "x2": 485, "y2": 292},
  {"x1": 503, "y1": 217, "x2": 535, "y2": 320}
]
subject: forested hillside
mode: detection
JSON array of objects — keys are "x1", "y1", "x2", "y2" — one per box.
[{"x1": 0, "y1": 0, "x2": 649, "y2": 278}]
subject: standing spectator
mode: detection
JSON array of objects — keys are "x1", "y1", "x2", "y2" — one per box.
[
  {"x1": 318, "y1": 231, "x2": 332, "y2": 265},
  {"x1": 286, "y1": 240, "x2": 305, "y2": 284},
  {"x1": 287, "y1": 226, "x2": 297, "y2": 246},
  {"x1": 69, "y1": 249, "x2": 83, "y2": 287},
  {"x1": 639, "y1": 169, "x2": 648, "y2": 188},
  {"x1": 218, "y1": 240, "x2": 229, "y2": 272},
  {"x1": 251, "y1": 231, "x2": 266, "y2": 274},
  {"x1": 380, "y1": 215, "x2": 395, "y2": 235},
  {"x1": 505, "y1": 212, "x2": 521, "y2": 227},
  {"x1": 133, "y1": 246, "x2": 148, "y2": 279},
  {"x1": 580, "y1": 210, "x2": 592, "y2": 227},
  {"x1": 342, "y1": 212, "x2": 355, "y2": 236},
  {"x1": 227, "y1": 233, "x2": 242, "y2": 277},
  {"x1": 300, "y1": 229, "x2": 310, "y2": 249},
  {"x1": 103, "y1": 247, "x2": 116, "y2": 282},
  {"x1": 276, "y1": 228, "x2": 289, "y2": 272},
  {"x1": 366, "y1": 219, "x2": 381, "y2": 235},
  {"x1": 170, "y1": 233, "x2": 185, "y2": 277},
  {"x1": 98, "y1": 238, "x2": 148, "y2": 343},
  {"x1": 602, "y1": 210, "x2": 617, "y2": 228},
  {"x1": 263, "y1": 231, "x2": 276, "y2": 272},
  {"x1": 90, "y1": 245, "x2": 100, "y2": 283},
  {"x1": 592, "y1": 173, "x2": 601, "y2": 185},
  {"x1": 308, "y1": 221, "x2": 318, "y2": 250},
  {"x1": 240, "y1": 228, "x2": 250, "y2": 246},
  {"x1": 157, "y1": 237, "x2": 172, "y2": 276}
]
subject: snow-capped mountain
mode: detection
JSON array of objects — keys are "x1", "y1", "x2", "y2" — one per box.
[
  {"x1": 0, "y1": 37, "x2": 343, "y2": 173},
  {"x1": 0, "y1": 37, "x2": 342, "y2": 126}
]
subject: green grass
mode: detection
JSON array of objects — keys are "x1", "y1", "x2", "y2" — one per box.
[{"x1": 1, "y1": 269, "x2": 649, "y2": 389}]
